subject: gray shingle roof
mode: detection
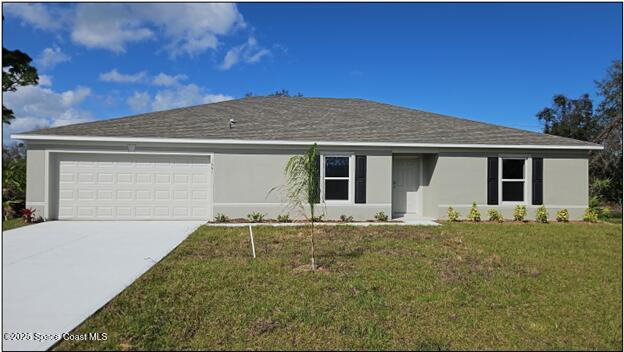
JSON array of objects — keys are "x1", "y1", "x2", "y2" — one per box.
[{"x1": 24, "y1": 96, "x2": 599, "y2": 147}]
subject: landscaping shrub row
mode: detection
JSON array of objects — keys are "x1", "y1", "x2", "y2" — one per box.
[
  {"x1": 447, "y1": 202, "x2": 605, "y2": 223},
  {"x1": 211, "y1": 211, "x2": 392, "y2": 224}
]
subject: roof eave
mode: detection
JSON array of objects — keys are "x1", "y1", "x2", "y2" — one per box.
[{"x1": 10, "y1": 134, "x2": 604, "y2": 151}]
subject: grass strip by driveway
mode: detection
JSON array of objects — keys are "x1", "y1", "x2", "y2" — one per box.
[
  {"x1": 2, "y1": 218, "x2": 30, "y2": 231},
  {"x1": 56, "y1": 223, "x2": 622, "y2": 350}
]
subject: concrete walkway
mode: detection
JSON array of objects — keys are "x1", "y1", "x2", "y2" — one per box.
[{"x1": 2, "y1": 221, "x2": 202, "y2": 351}]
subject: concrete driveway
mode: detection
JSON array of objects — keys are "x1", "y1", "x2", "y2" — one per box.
[{"x1": 3, "y1": 221, "x2": 203, "y2": 351}]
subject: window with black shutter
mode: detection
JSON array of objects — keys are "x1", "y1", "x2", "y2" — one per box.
[
  {"x1": 355, "y1": 155, "x2": 366, "y2": 204},
  {"x1": 487, "y1": 157, "x2": 498, "y2": 205},
  {"x1": 532, "y1": 157, "x2": 543, "y2": 205}
]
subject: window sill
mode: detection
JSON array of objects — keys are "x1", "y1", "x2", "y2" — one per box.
[
  {"x1": 500, "y1": 201, "x2": 528, "y2": 206},
  {"x1": 323, "y1": 200, "x2": 352, "y2": 205}
]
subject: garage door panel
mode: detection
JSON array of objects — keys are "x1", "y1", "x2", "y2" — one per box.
[
  {"x1": 59, "y1": 190, "x2": 74, "y2": 200},
  {"x1": 98, "y1": 190, "x2": 114, "y2": 200},
  {"x1": 117, "y1": 207, "x2": 132, "y2": 216},
  {"x1": 155, "y1": 174, "x2": 171, "y2": 184},
  {"x1": 56, "y1": 154, "x2": 212, "y2": 220},
  {"x1": 78, "y1": 173, "x2": 96, "y2": 183},
  {"x1": 116, "y1": 173, "x2": 134, "y2": 184},
  {"x1": 59, "y1": 173, "x2": 75, "y2": 182},
  {"x1": 98, "y1": 173, "x2": 114, "y2": 183}
]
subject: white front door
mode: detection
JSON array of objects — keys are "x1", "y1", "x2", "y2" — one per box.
[
  {"x1": 55, "y1": 154, "x2": 213, "y2": 220},
  {"x1": 392, "y1": 156, "x2": 421, "y2": 216}
]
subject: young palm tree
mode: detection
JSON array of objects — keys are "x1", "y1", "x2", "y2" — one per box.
[{"x1": 285, "y1": 143, "x2": 319, "y2": 270}]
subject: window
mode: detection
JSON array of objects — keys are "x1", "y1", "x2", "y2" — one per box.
[
  {"x1": 501, "y1": 158, "x2": 525, "y2": 202},
  {"x1": 324, "y1": 156, "x2": 350, "y2": 201}
]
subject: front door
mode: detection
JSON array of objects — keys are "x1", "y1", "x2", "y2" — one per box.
[{"x1": 392, "y1": 156, "x2": 421, "y2": 216}]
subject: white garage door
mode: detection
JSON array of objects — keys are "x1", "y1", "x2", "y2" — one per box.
[{"x1": 56, "y1": 154, "x2": 212, "y2": 220}]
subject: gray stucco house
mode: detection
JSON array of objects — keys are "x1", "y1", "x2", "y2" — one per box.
[{"x1": 12, "y1": 96, "x2": 602, "y2": 221}]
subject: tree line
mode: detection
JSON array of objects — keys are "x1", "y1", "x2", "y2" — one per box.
[
  {"x1": 537, "y1": 60, "x2": 622, "y2": 205},
  {"x1": 3, "y1": 45, "x2": 38, "y2": 219}
]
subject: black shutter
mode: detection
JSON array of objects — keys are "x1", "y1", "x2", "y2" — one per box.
[
  {"x1": 532, "y1": 157, "x2": 543, "y2": 205},
  {"x1": 487, "y1": 157, "x2": 498, "y2": 205},
  {"x1": 355, "y1": 155, "x2": 367, "y2": 204},
  {"x1": 314, "y1": 154, "x2": 320, "y2": 203}
]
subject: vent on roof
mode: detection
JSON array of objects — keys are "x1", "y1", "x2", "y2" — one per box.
[{"x1": 229, "y1": 118, "x2": 236, "y2": 129}]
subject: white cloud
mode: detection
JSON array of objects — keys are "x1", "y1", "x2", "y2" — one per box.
[
  {"x1": 36, "y1": 47, "x2": 71, "y2": 69},
  {"x1": 70, "y1": 3, "x2": 244, "y2": 56},
  {"x1": 127, "y1": 91, "x2": 151, "y2": 112},
  {"x1": 3, "y1": 85, "x2": 94, "y2": 143},
  {"x1": 60, "y1": 86, "x2": 91, "y2": 106},
  {"x1": 50, "y1": 109, "x2": 95, "y2": 127},
  {"x1": 38, "y1": 75, "x2": 53, "y2": 87},
  {"x1": 219, "y1": 37, "x2": 270, "y2": 70},
  {"x1": 71, "y1": 4, "x2": 154, "y2": 53},
  {"x1": 152, "y1": 73, "x2": 188, "y2": 87},
  {"x1": 130, "y1": 3, "x2": 245, "y2": 57},
  {"x1": 5, "y1": 3, "x2": 274, "y2": 64},
  {"x1": 152, "y1": 84, "x2": 205, "y2": 111},
  {"x1": 3, "y1": 3, "x2": 66, "y2": 31},
  {"x1": 100, "y1": 69, "x2": 147, "y2": 83},
  {"x1": 125, "y1": 83, "x2": 233, "y2": 112}
]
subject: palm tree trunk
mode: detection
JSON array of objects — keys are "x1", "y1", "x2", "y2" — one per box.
[{"x1": 310, "y1": 221, "x2": 316, "y2": 271}]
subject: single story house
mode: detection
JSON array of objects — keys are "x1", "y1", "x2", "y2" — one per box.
[{"x1": 12, "y1": 96, "x2": 602, "y2": 221}]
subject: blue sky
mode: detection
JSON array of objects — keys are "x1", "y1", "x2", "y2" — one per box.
[{"x1": 2, "y1": 3, "x2": 621, "y2": 142}]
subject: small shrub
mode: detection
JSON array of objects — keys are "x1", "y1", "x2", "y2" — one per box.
[
  {"x1": 513, "y1": 205, "x2": 527, "y2": 222},
  {"x1": 467, "y1": 202, "x2": 481, "y2": 222},
  {"x1": 20, "y1": 207, "x2": 36, "y2": 223},
  {"x1": 556, "y1": 209, "x2": 569, "y2": 222},
  {"x1": 374, "y1": 212, "x2": 388, "y2": 222},
  {"x1": 599, "y1": 206, "x2": 611, "y2": 220},
  {"x1": 588, "y1": 195, "x2": 603, "y2": 211},
  {"x1": 535, "y1": 205, "x2": 549, "y2": 223},
  {"x1": 311, "y1": 214, "x2": 324, "y2": 222},
  {"x1": 583, "y1": 208, "x2": 599, "y2": 223},
  {"x1": 247, "y1": 212, "x2": 265, "y2": 223},
  {"x1": 214, "y1": 213, "x2": 229, "y2": 223},
  {"x1": 276, "y1": 214, "x2": 291, "y2": 223},
  {"x1": 487, "y1": 209, "x2": 503, "y2": 222},
  {"x1": 447, "y1": 206, "x2": 460, "y2": 222},
  {"x1": 588, "y1": 196, "x2": 609, "y2": 220},
  {"x1": 340, "y1": 214, "x2": 354, "y2": 222},
  {"x1": 3, "y1": 202, "x2": 16, "y2": 221}
]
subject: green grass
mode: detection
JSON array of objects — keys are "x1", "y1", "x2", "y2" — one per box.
[
  {"x1": 2, "y1": 218, "x2": 29, "y2": 231},
  {"x1": 56, "y1": 223, "x2": 622, "y2": 350}
]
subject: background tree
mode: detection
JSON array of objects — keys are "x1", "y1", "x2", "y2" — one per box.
[
  {"x1": 268, "y1": 89, "x2": 303, "y2": 97},
  {"x1": 285, "y1": 143, "x2": 320, "y2": 270},
  {"x1": 537, "y1": 59, "x2": 623, "y2": 204},
  {"x1": 244, "y1": 90, "x2": 303, "y2": 97},
  {"x1": 537, "y1": 94, "x2": 599, "y2": 141},
  {"x1": 2, "y1": 47, "x2": 39, "y2": 124},
  {"x1": 593, "y1": 60, "x2": 623, "y2": 204},
  {"x1": 2, "y1": 143, "x2": 27, "y2": 219}
]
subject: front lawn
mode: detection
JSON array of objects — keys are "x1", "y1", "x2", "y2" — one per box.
[{"x1": 57, "y1": 223, "x2": 622, "y2": 350}]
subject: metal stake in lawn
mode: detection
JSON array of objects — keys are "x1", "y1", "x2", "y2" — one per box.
[{"x1": 248, "y1": 224, "x2": 256, "y2": 258}]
